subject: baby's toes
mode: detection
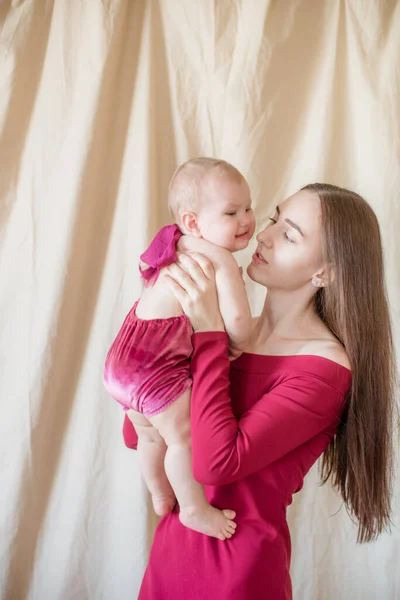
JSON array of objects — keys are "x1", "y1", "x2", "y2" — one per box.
[
  {"x1": 226, "y1": 522, "x2": 237, "y2": 535},
  {"x1": 222, "y1": 509, "x2": 236, "y2": 520}
]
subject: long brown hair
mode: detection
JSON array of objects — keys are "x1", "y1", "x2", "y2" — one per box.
[{"x1": 302, "y1": 183, "x2": 397, "y2": 543}]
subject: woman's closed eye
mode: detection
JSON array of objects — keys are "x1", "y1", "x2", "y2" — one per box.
[
  {"x1": 284, "y1": 232, "x2": 295, "y2": 244},
  {"x1": 268, "y1": 217, "x2": 295, "y2": 243}
]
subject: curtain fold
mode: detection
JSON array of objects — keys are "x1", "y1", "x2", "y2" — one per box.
[{"x1": 1, "y1": 1, "x2": 399, "y2": 598}]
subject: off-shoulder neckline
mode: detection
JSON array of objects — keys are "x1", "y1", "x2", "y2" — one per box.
[{"x1": 236, "y1": 352, "x2": 352, "y2": 374}]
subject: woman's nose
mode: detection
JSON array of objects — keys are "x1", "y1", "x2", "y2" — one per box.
[{"x1": 256, "y1": 227, "x2": 272, "y2": 248}]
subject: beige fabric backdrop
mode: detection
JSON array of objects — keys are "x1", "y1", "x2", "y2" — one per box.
[{"x1": 1, "y1": 1, "x2": 399, "y2": 599}]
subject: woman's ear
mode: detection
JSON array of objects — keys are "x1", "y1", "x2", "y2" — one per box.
[
  {"x1": 181, "y1": 212, "x2": 202, "y2": 237},
  {"x1": 311, "y1": 265, "x2": 334, "y2": 288},
  {"x1": 311, "y1": 274, "x2": 326, "y2": 288}
]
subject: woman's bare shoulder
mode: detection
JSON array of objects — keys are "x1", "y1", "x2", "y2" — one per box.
[{"x1": 299, "y1": 338, "x2": 351, "y2": 370}]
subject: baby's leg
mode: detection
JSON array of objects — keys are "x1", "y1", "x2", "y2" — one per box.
[
  {"x1": 149, "y1": 390, "x2": 237, "y2": 540},
  {"x1": 127, "y1": 410, "x2": 176, "y2": 516}
]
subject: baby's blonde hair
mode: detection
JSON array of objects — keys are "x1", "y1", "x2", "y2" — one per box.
[{"x1": 168, "y1": 157, "x2": 244, "y2": 221}]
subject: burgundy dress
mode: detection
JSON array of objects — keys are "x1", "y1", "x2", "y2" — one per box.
[{"x1": 123, "y1": 332, "x2": 351, "y2": 600}]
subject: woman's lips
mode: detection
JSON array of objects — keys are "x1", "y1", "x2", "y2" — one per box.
[{"x1": 252, "y1": 252, "x2": 268, "y2": 264}]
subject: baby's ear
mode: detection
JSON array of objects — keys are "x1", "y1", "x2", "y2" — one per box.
[{"x1": 181, "y1": 212, "x2": 202, "y2": 237}]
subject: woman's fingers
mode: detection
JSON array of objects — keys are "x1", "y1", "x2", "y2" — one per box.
[
  {"x1": 163, "y1": 272, "x2": 188, "y2": 306},
  {"x1": 164, "y1": 252, "x2": 224, "y2": 333},
  {"x1": 165, "y1": 262, "x2": 196, "y2": 295},
  {"x1": 176, "y1": 252, "x2": 215, "y2": 285}
]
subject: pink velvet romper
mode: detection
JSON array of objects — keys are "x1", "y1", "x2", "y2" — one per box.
[{"x1": 103, "y1": 225, "x2": 193, "y2": 418}]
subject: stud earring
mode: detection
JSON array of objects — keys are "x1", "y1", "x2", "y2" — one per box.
[{"x1": 312, "y1": 279, "x2": 321, "y2": 287}]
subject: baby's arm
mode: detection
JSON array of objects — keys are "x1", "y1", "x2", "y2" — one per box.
[{"x1": 179, "y1": 236, "x2": 252, "y2": 356}]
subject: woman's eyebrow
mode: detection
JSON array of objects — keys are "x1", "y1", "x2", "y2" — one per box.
[
  {"x1": 276, "y1": 206, "x2": 304, "y2": 236},
  {"x1": 285, "y1": 219, "x2": 304, "y2": 236}
]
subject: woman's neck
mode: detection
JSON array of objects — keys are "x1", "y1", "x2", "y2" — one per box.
[{"x1": 255, "y1": 288, "x2": 318, "y2": 344}]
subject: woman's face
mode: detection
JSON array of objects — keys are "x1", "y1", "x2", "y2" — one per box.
[{"x1": 247, "y1": 190, "x2": 324, "y2": 291}]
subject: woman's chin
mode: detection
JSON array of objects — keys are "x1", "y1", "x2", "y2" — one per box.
[
  {"x1": 247, "y1": 262, "x2": 262, "y2": 282},
  {"x1": 247, "y1": 262, "x2": 271, "y2": 288}
]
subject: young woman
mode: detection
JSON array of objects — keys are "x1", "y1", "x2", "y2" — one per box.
[{"x1": 123, "y1": 183, "x2": 396, "y2": 600}]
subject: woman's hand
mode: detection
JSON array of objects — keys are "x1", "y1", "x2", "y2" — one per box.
[{"x1": 164, "y1": 252, "x2": 225, "y2": 333}]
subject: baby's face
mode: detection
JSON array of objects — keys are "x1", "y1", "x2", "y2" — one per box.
[{"x1": 197, "y1": 176, "x2": 255, "y2": 252}]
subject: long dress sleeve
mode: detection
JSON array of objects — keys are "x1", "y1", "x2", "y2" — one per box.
[{"x1": 190, "y1": 332, "x2": 349, "y2": 486}]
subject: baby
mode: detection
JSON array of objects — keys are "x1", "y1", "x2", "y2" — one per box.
[{"x1": 103, "y1": 157, "x2": 255, "y2": 540}]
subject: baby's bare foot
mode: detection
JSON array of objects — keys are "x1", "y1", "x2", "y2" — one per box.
[
  {"x1": 152, "y1": 493, "x2": 177, "y2": 516},
  {"x1": 179, "y1": 505, "x2": 237, "y2": 540}
]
